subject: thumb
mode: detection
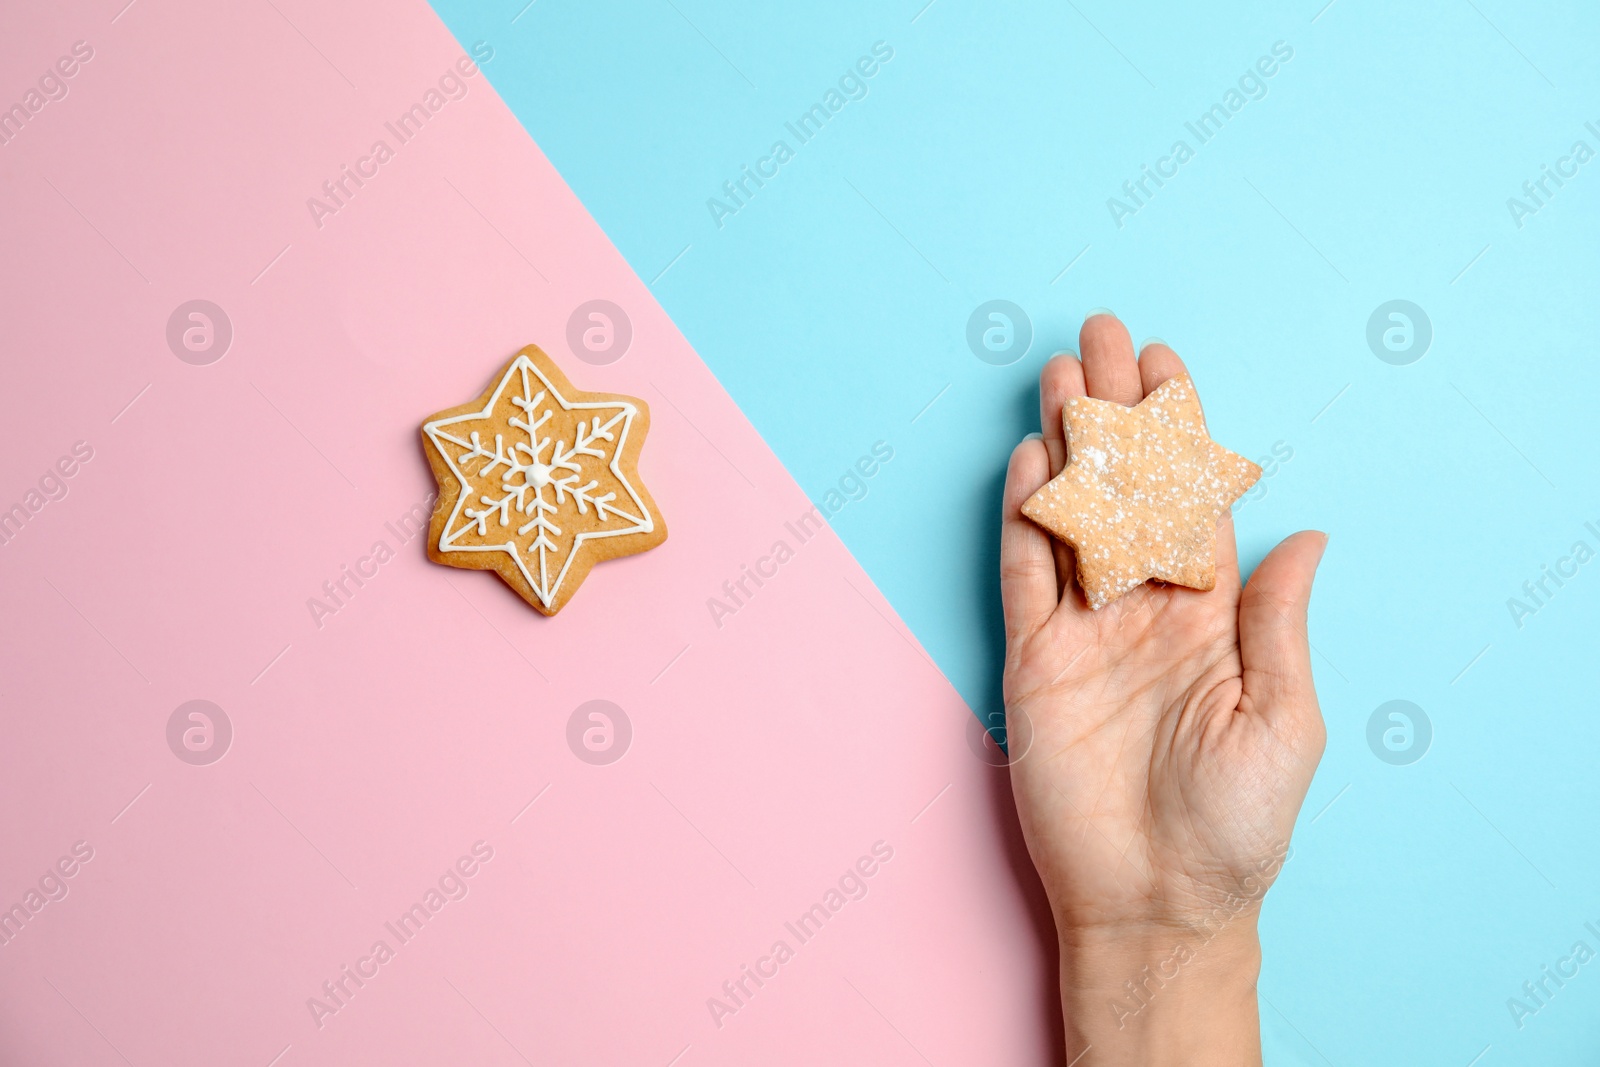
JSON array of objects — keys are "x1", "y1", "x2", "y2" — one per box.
[{"x1": 1238, "y1": 530, "x2": 1329, "y2": 717}]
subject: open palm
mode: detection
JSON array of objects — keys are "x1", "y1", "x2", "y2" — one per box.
[{"x1": 1000, "y1": 314, "x2": 1328, "y2": 938}]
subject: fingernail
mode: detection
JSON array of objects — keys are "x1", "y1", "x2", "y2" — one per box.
[
  {"x1": 1023, "y1": 431, "x2": 1043, "y2": 441},
  {"x1": 1083, "y1": 307, "x2": 1115, "y2": 321},
  {"x1": 1140, "y1": 337, "x2": 1166, "y2": 351}
]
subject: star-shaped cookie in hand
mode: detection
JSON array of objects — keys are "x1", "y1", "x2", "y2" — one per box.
[
  {"x1": 420, "y1": 346, "x2": 666, "y2": 615},
  {"x1": 1021, "y1": 374, "x2": 1260, "y2": 609}
]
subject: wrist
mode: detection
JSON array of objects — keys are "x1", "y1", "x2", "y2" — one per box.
[{"x1": 1058, "y1": 920, "x2": 1262, "y2": 1066}]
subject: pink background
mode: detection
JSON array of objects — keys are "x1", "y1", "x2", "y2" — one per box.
[{"x1": 0, "y1": 1, "x2": 1055, "y2": 1062}]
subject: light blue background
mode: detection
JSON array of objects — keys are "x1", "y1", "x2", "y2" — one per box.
[{"x1": 430, "y1": 0, "x2": 1600, "y2": 1060}]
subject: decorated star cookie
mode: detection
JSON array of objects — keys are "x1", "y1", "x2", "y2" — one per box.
[
  {"x1": 420, "y1": 346, "x2": 666, "y2": 615},
  {"x1": 1021, "y1": 374, "x2": 1259, "y2": 609}
]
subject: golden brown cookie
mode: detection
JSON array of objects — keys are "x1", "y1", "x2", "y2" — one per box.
[
  {"x1": 420, "y1": 346, "x2": 666, "y2": 614},
  {"x1": 1021, "y1": 374, "x2": 1259, "y2": 609}
]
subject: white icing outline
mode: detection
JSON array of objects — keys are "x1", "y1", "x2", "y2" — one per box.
[{"x1": 423, "y1": 355, "x2": 654, "y2": 608}]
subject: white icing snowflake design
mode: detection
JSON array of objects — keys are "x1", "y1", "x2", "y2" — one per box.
[{"x1": 423, "y1": 355, "x2": 654, "y2": 608}]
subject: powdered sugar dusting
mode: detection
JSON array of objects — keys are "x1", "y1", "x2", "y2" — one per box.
[{"x1": 1020, "y1": 374, "x2": 1262, "y2": 609}]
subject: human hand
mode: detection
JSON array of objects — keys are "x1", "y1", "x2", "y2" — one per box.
[{"x1": 999, "y1": 313, "x2": 1328, "y2": 1064}]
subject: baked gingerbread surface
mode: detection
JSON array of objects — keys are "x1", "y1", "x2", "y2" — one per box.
[
  {"x1": 1022, "y1": 373, "x2": 1259, "y2": 609},
  {"x1": 420, "y1": 346, "x2": 666, "y2": 614}
]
